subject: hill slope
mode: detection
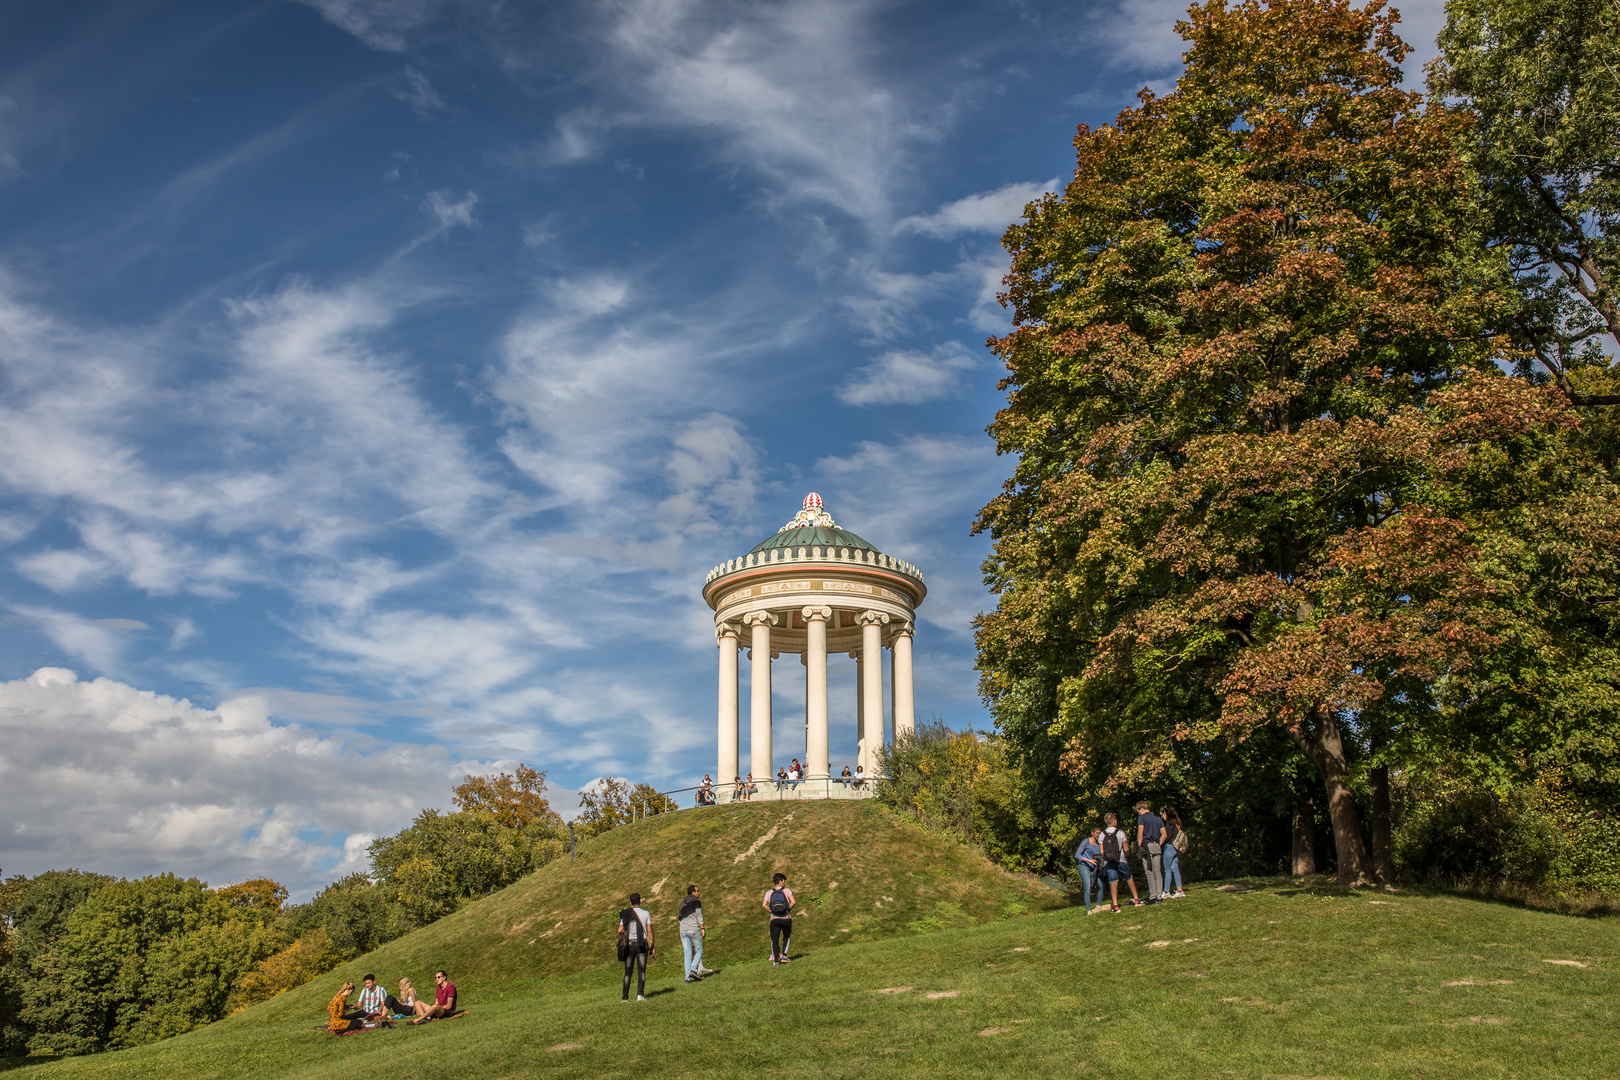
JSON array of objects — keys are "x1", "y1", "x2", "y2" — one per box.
[
  {"x1": 248, "y1": 799, "x2": 1054, "y2": 1023},
  {"x1": 16, "y1": 870, "x2": 1617, "y2": 1080}
]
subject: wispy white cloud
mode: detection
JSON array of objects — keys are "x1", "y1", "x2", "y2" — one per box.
[
  {"x1": 422, "y1": 188, "x2": 478, "y2": 231},
  {"x1": 816, "y1": 434, "x2": 1003, "y2": 641},
  {"x1": 7, "y1": 607, "x2": 146, "y2": 673},
  {"x1": 837, "y1": 341, "x2": 979, "y2": 406},
  {"x1": 297, "y1": 0, "x2": 471, "y2": 52},
  {"x1": 393, "y1": 65, "x2": 446, "y2": 116},
  {"x1": 605, "y1": 0, "x2": 943, "y2": 228},
  {"x1": 895, "y1": 179, "x2": 1055, "y2": 239}
]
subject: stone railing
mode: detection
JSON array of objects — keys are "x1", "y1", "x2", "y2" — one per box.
[{"x1": 705, "y1": 546, "x2": 924, "y2": 586}]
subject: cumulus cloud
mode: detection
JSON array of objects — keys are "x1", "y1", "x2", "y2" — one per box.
[
  {"x1": 0, "y1": 668, "x2": 475, "y2": 897},
  {"x1": 837, "y1": 342, "x2": 979, "y2": 406},
  {"x1": 895, "y1": 179, "x2": 1056, "y2": 239}
]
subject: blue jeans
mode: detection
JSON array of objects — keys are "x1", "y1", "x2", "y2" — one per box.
[
  {"x1": 1164, "y1": 845, "x2": 1183, "y2": 891},
  {"x1": 681, "y1": 930, "x2": 704, "y2": 978},
  {"x1": 1078, "y1": 862, "x2": 1103, "y2": 912}
]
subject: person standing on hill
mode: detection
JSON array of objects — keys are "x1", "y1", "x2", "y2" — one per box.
[
  {"x1": 1101, "y1": 813, "x2": 1143, "y2": 912},
  {"x1": 678, "y1": 884, "x2": 708, "y2": 983},
  {"x1": 1075, "y1": 825, "x2": 1105, "y2": 914},
  {"x1": 1161, "y1": 805, "x2": 1187, "y2": 899},
  {"x1": 762, "y1": 872, "x2": 795, "y2": 966},
  {"x1": 1136, "y1": 800, "x2": 1168, "y2": 903},
  {"x1": 619, "y1": 892, "x2": 654, "y2": 1002}
]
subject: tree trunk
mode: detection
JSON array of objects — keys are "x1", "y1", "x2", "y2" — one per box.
[
  {"x1": 1287, "y1": 710, "x2": 1373, "y2": 886},
  {"x1": 1371, "y1": 764, "x2": 1394, "y2": 885},
  {"x1": 1291, "y1": 800, "x2": 1317, "y2": 876}
]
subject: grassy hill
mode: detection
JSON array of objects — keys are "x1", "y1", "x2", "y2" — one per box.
[
  {"x1": 11, "y1": 802, "x2": 1620, "y2": 1080},
  {"x1": 250, "y1": 799, "x2": 1055, "y2": 1023}
]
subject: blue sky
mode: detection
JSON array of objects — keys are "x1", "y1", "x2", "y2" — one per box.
[{"x1": 0, "y1": 0, "x2": 1447, "y2": 896}]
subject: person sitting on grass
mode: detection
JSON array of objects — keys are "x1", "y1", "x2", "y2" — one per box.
[
  {"x1": 384, "y1": 977, "x2": 417, "y2": 1017},
  {"x1": 328, "y1": 981, "x2": 365, "y2": 1033},
  {"x1": 410, "y1": 970, "x2": 457, "y2": 1023},
  {"x1": 1101, "y1": 812, "x2": 1143, "y2": 912},
  {"x1": 355, "y1": 973, "x2": 388, "y2": 1021}
]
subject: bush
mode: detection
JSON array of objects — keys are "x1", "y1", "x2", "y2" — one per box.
[
  {"x1": 878, "y1": 720, "x2": 1070, "y2": 873},
  {"x1": 225, "y1": 929, "x2": 346, "y2": 1014},
  {"x1": 1395, "y1": 773, "x2": 1619, "y2": 892}
]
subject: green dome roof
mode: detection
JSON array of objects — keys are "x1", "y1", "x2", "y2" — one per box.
[
  {"x1": 702, "y1": 493, "x2": 925, "y2": 602},
  {"x1": 749, "y1": 525, "x2": 875, "y2": 555}
]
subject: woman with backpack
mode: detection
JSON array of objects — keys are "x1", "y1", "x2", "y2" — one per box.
[
  {"x1": 1160, "y1": 805, "x2": 1187, "y2": 898},
  {"x1": 762, "y1": 872, "x2": 795, "y2": 966}
]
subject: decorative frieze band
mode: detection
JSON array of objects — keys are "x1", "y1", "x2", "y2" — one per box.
[{"x1": 720, "y1": 580, "x2": 910, "y2": 607}]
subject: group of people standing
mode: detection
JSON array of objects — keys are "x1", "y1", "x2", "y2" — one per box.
[
  {"x1": 613, "y1": 872, "x2": 799, "y2": 1002},
  {"x1": 1075, "y1": 802, "x2": 1188, "y2": 914},
  {"x1": 326, "y1": 970, "x2": 458, "y2": 1032}
]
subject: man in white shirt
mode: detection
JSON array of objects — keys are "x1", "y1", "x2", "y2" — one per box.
[
  {"x1": 355, "y1": 974, "x2": 387, "y2": 1021},
  {"x1": 618, "y1": 892, "x2": 654, "y2": 1002}
]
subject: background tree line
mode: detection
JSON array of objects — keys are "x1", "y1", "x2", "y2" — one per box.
[
  {"x1": 961, "y1": 0, "x2": 1620, "y2": 895},
  {"x1": 0, "y1": 766, "x2": 672, "y2": 1060}
]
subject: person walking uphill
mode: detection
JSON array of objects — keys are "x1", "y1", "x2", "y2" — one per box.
[
  {"x1": 678, "y1": 884, "x2": 709, "y2": 983},
  {"x1": 619, "y1": 892, "x2": 654, "y2": 1002},
  {"x1": 1136, "y1": 800, "x2": 1167, "y2": 903},
  {"x1": 763, "y1": 873, "x2": 795, "y2": 966}
]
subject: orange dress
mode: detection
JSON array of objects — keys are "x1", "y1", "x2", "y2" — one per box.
[{"x1": 328, "y1": 990, "x2": 351, "y2": 1032}]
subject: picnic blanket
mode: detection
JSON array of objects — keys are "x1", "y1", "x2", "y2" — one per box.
[{"x1": 317, "y1": 1010, "x2": 468, "y2": 1036}]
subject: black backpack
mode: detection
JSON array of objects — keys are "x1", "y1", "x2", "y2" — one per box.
[
  {"x1": 768, "y1": 887, "x2": 790, "y2": 917},
  {"x1": 1102, "y1": 829, "x2": 1124, "y2": 862},
  {"x1": 618, "y1": 909, "x2": 646, "y2": 959}
]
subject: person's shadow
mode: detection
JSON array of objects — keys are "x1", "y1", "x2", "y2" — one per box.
[{"x1": 645, "y1": 986, "x2": 679, "y2": 998}]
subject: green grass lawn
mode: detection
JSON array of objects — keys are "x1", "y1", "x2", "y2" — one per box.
[
  {"x1": 13, "y1": 877, "x2": 1615, "y2": 1080},
  {"x1": 8, "y1": 806, "x2": 1617, "y2": 1079}
]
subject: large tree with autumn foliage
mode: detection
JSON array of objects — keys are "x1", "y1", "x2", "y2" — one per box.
[{"x1": 973, "y1": 0, "x2": 1610, "y2": 884}]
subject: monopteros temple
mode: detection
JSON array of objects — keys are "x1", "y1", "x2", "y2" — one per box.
[{"x1": 702, "y1": 493, "x2": 925, "y2": 801}]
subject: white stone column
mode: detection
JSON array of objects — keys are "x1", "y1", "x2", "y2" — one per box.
[
  {"x1": 891, "y1": 621, "x2": 915, "y2": 741},
  {"x1": 858, "y1": 610, "x2": 889, "y2": 773},
  {"x1": 717, "y1": 622, "x2": 741, "y2": 786},
  {"x1": 742, "y1": 610, "x2": 776, "y2": 782},
  {"x1": 803, "y1": 606, "x2": 831, "y2": 780},
  {"x1": 851, "y1": 650, "x2": 864, "y2": 770}
]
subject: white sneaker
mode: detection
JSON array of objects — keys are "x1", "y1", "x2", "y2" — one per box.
[
  {"x1": 1173, "y1": 890, "x2": 1185, "y2": 898},
  {"x1": 636, "y1": 995, "x2": 646, "y2": 1002}
]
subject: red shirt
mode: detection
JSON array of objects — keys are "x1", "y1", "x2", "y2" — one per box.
[{"x1": 435, "y1": 981, "x2": 456, "y2": 1010}]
